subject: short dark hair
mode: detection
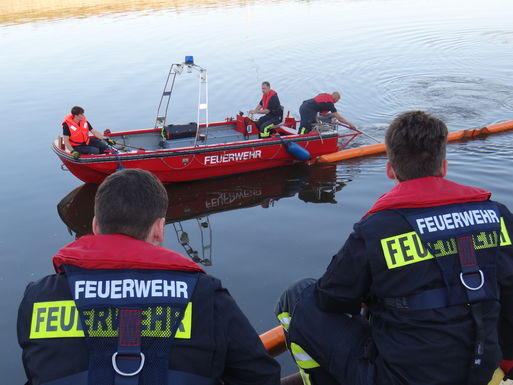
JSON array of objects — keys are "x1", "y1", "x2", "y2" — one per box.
[
  {"x1": 71, "y1": 106, "x2": 84, "y2": 116},
  {"x1": 385, "y1": 111, "x2": 448, "y2": 181},
  {"x1": 262, "y1": 81, "x2": 270, "y2": 88},
  {"x1": 94, "y1": 169, "x2": 168, "y2": 240}
]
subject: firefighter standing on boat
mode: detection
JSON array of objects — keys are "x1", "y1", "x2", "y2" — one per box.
[
  {"x1": 276, "y1": 111, "x2": 513, "y2": 385},
  {"x1": 17, "y1": 169, "x2": 280, "y2": 385}
]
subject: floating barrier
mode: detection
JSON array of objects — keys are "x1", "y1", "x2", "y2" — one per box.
[
  {"x1": 317, "y1": 119, "x2": 513, "y2": 164},
  {"x1": 259, "y1": 325, "x2": 286, "y2": 357}
]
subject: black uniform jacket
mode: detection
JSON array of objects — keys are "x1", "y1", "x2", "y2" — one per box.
[
  {"x1": 17, "y1": 234, "x2": 280, "y2": 385},
  {"x1": 316, "y1": 177, "x2": 513, "y2": 385}
]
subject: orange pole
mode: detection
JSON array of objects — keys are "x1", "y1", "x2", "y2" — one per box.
[
  {"x1": 317, "y1": 120, "x2": 513, "y2": 164},
  {"x1": 318, "y1": 142, "x2": 386, "y2": 163}
]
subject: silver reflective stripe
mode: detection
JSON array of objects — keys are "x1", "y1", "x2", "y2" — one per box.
[
  {"x1": 277, "y1": 311, "x2": 291, "y2": 330},
  {"x1": 290, "y1": 342, "x2": 319, "y2": 369},
  {"x1": 299, "y1": 369, "x2": 312, "y2": 385}
]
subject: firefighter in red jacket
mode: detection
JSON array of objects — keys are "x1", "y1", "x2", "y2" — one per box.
[
  {"x1": 62, "y1": 106, "x2": 114, "y2": 159},
  {"x1": 276, "y1": 111, "x2": 513, "y2": 385},
  {"x1": 298, "y1": 92, "x2": 355, "y2": 134},
  {"x1": 17, "y1": 169, "x2": 280, "y2": 385}
]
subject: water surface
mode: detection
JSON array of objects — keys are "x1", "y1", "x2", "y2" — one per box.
[{"x1": 1, "y1": 0, "x2": 513, "y2": 380}]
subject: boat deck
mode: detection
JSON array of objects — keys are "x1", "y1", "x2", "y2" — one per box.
[
  {"x1": 111, "y1": 123, "x2": 260, "y2": 152},
  {"x1": 163, "y1": 124, "x2": 260, "y2": 149}
]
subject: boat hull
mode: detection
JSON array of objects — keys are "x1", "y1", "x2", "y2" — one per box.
[{"x1": 53, "y1": 131, "x2": 340, "y2": 183}]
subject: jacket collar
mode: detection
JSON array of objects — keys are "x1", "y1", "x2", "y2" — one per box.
[
  {"x1": 364, "y1": 176, "x2": 491, "y2": 217},
  {"x1": 53, "y1": 234, "x2": 205, "y2": 273}
]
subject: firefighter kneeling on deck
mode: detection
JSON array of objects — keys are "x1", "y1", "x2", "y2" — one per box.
[
  {"x1": 276, "y1": 111, "x2": 513, "y2": 385},
  {"x1": 17, "y1": 169, "x2": 280, "y2": 385}
]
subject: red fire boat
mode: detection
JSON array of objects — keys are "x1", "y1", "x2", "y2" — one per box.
[{"x1": 53, "y1": 57, "x2": 361, "y2": 184}]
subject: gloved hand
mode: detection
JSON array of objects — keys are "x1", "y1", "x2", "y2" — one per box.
[
  {"x1": 106, "y1": 138, "x2": 116, "y2": 145},
  {"x1": 71, "y1": 151, "x2": 80, "y2": 159}
]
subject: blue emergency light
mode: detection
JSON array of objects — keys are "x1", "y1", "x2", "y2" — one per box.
[{"x1": 185, "y1": 56, "x2": 194, "y2": 65}]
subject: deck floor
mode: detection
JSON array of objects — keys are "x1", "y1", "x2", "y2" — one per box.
[
  {"x1": 113, "y1": 124, "x2": 260, "y2": 152},
  {"x1": 163, "y1": 124, "x2": 259, "y2": 149}
]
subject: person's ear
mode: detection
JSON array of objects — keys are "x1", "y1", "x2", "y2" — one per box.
[
  {"x1": 386, "y1": 162, "x2": 397, "y2": 180},
  {"x1": 440, "y1": 160, "x2": 448, "y2": 177},
  {"x1": 92, "y1": 216, "x2": 101, "y2": 235},
  {"x1": 147, "y1": 217, "x2": 165, "y2": 246}
]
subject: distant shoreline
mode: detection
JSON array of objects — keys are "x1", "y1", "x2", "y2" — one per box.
[{"x1": 0, "y1": 0, "x2": 255, "y2": 25}]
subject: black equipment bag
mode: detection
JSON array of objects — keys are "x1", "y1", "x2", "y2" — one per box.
[{"x1": 164, "y1": 122, "x2": 198, "y2": 139}]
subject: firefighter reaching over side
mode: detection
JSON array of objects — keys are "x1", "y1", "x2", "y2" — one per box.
[
  {"x1": 276, "y1": 110, "x2": 513, "y2": 385},
  {"x1": 17, "y1": 168, "x2": 280, "y2": 385},
  {"x1": 297, "y1": 91, "x2": 355, "y2": 134}
]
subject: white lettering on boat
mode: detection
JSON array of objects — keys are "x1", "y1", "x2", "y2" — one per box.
[
  {"x1": 205, "y1": 189, "x2": 263, "y2": 209},
  {"x1": 415, "y1": 209, "x2": 499, "y2": 234},
  {"x1": 204, "y1": 150, "x2": 262, "y2": 165}
]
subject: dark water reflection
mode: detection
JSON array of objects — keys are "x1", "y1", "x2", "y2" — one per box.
[
  {"x1": 2, "y1": 0, "x2": 513, "y2": 381},
  {"x1": 57, "y1": 163, "x2": 345, "y2": 259}
]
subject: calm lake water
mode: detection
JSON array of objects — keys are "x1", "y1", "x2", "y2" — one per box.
[{"x1": 1, "y1": 0, "x2": 513, "y2": 381}]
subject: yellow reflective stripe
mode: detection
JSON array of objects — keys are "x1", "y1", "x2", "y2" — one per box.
[
  {"x1": 30, "y1": 300, "x2": 192, "y2": 339},
  {"x1": 290, "y1": 342, "x2": 319, "y2": 369},
  {"x1": 299, "y1": 369, "x2": 312, "y2": 385},
  {"x1": 175, "y1": 302, "x2": 192, "y2": 339},
  {"x1": 500, "y1": 217, "x2": 512, "y2": 246},
  {"x1": 277, "y1": 311, "x2": 291, "y2": 330},
  {"x1": 381, "y1": 231, "x2": 433, "y2": 269},
  {"x1": 381, "y1": 217, "x2": 512, "y2": 270},
  {"x1": 30, "y1": 301, "x2": 83, "y2": 339}
]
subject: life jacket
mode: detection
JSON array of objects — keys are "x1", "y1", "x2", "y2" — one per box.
[
  {"x1": 312, "y1": 93, "x2": 335, "y2": 116},
  {"x1": 63, "y1": 114, "x2": 90, "y2": 146},
  {"x1": 261, "y1": 89, "x2": 277, "y2": 110},
  {"x1": 364, "y1": 176, "x2": 491, "y2": 217},
  {"x1": 48, "y1": 234, "x2": 217, "y2": 385},
  {"x1": 313, "y1": 93, "x2": 334, "y2": 104},
  {"x1": 365, "y1": 177, "x2": 502, "y2": 383}
]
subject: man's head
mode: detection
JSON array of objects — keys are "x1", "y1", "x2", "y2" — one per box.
[
  {"x1": 385, "y1": 110, "x2": 448, "y2": 182},
  {"x1": 71, "y1": 106, "x2": 85, "y2": 124},
  {"x1": 261, "y1": 81, "x2": 271, "y2": 94},
  {"x1": 71, "y1": 106, "x2": 85, "y2": 116},
  {"x1": 93, "y1": 169, "x2": 168, "y2": 245},
  {"x1": 331, "y1": 92, "x2": 341, "y2": 103}
]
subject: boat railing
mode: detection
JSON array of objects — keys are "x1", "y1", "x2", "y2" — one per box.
[{"x1": 154, "y1": 56, "x2": 209, "y2": 148}]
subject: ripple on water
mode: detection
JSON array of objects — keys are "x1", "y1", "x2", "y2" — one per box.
[
  {"x1": 377, "y1": 74, "x2": 513, "y2": 128},
  {"x1": 480, "y1": 30, "x2": 513, "y2": 45}
]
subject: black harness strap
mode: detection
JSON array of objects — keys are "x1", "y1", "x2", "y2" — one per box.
[
  {"x1": 113, "y1": 309, "x2": 144, "y2": 385},
  {"x1": 456, "y1": 236, "x2": 486, "y2": 378}
]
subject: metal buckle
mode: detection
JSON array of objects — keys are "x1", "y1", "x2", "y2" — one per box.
[
  {"x1": 111, "y1": 352, "x2": 145, "y2": 376},
  {"x1": 383, "y1": 296, "x2": 409, "y2": 309},
  {"x1": 459, "y1": 270, "x2": 484, "y2": 291}
]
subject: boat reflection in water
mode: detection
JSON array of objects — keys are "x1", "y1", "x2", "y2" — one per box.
[{"x1": 57, "y1": 164, "x2": 345, "y2": 265}]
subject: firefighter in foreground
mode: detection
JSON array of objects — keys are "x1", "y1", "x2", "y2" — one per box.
[
  {"x1": 276, "y1": 111, "x2": 513, "y2": 385},
  {"x1": 17, "y1": 169, "x2": 280, "y2": 385}
]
